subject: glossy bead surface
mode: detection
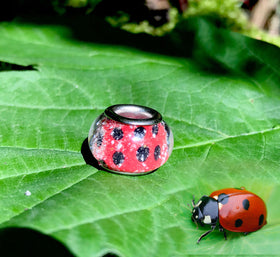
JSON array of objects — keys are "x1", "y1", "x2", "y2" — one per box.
[{"x1": 88, "y1": 104, "x2": 173, "y2": 175}]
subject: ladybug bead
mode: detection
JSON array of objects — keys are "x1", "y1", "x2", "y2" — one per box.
[
  {"x1": 191, "y1": 188, "x2": 267, "y2": 243},
  {"x1": 88, "y1": 104, "x2": 173, "y2": 175}
]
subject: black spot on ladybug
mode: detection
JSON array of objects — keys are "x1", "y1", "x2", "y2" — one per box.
[
  {"x1": 136, "y1": 146, "x2": 149, "y2": 162},
  {"x1": 218, "y1": 193, "x2": 229, "y2": 205},
  {"x1": 154, "y1": 145, "x2": 161, "y2": 160},
  {"x1": 152, "y1": 124, "x2": 159, "y2": 136},
  {"x1": 112, "y1": 127, "x2": 123, "y2": 140},
  {"x1": 134, "y1": 127, "x2": 146, "y2": 139},
  {"x1": 242, "y1": 199, "x2": 250, "y2": 210},
  {"x1": 96, "y1": 133, "x2": 103, "y2": 147},
  {"x1": 112, "y1": 152, "x2": 124, "y2": 166},
  {"x1": 259, "y1": 214, "x2": 264, "y2": 226},
  {"x1": 235, "y1": 219, "x2": 243, "y2": 227}
]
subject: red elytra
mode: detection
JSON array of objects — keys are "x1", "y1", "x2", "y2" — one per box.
[
  {"x1": 90, "y1": 116, "x2": 171, "y2": 174},
  {"x1": 210, "y1": 188, "x2": 267, "y2": 233}
]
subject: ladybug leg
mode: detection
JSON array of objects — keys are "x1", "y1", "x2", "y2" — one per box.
[
  {"x1": 244, "y1": 232, "x2": 249, "y2": 236},
  {"x1": 197, "y1": 225, "x2": 216, "y2": 244},
  {"x1": 219, "y1": 225, "x2": 227, "y2": 240}
]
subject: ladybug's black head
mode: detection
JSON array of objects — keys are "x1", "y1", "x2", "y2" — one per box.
[{"x1": 191, "y1": 196, "x2": 219, "y2": 226}]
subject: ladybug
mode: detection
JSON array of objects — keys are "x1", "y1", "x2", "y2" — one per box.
[{"x1": 191, "y1": 187, "x2": 267, "y2": 243}]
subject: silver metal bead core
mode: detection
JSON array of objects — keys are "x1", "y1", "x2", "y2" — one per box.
[{"x1": 104, "y1": 104, "x2": 162, "y2": 125}]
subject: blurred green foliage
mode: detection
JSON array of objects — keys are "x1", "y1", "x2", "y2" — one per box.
[{"x1": 0, "y1": 0, "x2": 279, "y2": 48}]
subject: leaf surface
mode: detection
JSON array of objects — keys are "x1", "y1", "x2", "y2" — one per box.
[{"x1": 0, "y1": 17, "x2": 280, "y2": 256}]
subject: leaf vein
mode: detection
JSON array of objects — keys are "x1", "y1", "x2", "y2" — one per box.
[{"x1": 174, "y1": 127, "x2": 280, "y2": 150}]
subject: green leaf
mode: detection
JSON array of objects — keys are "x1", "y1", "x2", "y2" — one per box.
[{"x1": 0, "y1": 17, "x2": 280, "y2": 256}]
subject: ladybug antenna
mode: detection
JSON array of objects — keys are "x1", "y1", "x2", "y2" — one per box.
[
  {"x1": 192, "y1": 200, "x2": 195, "y2": 207},
  {"x1": 180, "y1": 203, "x2": 192, "y2": 212},
  {"x1": 192, "y1": 195, "x2": 196, "y2": 207},
  {"x1": 186, "y1": 203, "x2": 192, "y2": 212}
]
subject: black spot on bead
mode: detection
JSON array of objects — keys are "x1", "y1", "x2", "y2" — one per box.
[
  {"x1": 112, "y1": 152, "x2": 125, "y2": 166},
  {"x1": 242, "y1": 199, "x2": 250, "y2": 210},
  {"x1": 136, "y1": 146, "x2": 149, "y2": 162},
  {"x1": 259, "y1": 214, "x2": 264, "y2": 226},
  {"x1": 112, "y1": 128, "x2": 123, "y2": 140},
  {"x1": 96, "y1": 133, "x2": 103, "y2": 147},
  {"x1": 235, "y1": 219, "x2": 243, "y2": 227},
  {"x1": 154, "y1": 145, "x2": 161, "y2": 160},
  {"x1": 218, "y1": 193, "x2": 229, "y2": 205},
  {"x1": 152, "y1": 124, "x2": 159, "y2": 136},
  {"x1": 163, "y1": 121, "x2": 170, "y2": 137},
  {"x1": 134, "y1": 127, "x2": 146, "y2": 139}
]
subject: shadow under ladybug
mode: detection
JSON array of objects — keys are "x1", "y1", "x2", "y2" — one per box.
[{"x1": 190, "y1": 188, "x2": 267, "y2": 244}]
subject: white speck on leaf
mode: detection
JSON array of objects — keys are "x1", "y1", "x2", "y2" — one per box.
[{"x1": 25, "y1": 190, "x2": 31, "y2": 196}]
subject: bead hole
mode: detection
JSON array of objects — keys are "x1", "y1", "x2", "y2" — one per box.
[
  {"x1": 115, "y1": 111, "x2": 153, "y2": 119},
  {"x1": 114, "y1": 106, "x2": 153, "y2": 120},
  {"x1": 105, "y1": 104, "x2": 162, "y2": 125}
]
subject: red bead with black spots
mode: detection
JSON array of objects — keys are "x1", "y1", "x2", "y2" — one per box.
[{"x1": 88, "y1": 105, "x2": 173, "y2": 175}]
